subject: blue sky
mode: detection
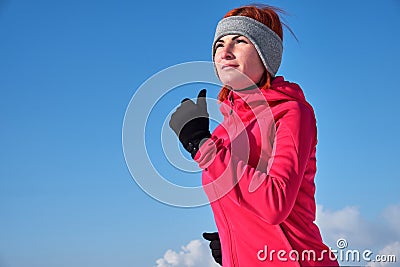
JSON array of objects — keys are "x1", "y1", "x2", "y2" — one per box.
[{"x1": 1, "y1": 0, "x2": 400, "y2": 266}]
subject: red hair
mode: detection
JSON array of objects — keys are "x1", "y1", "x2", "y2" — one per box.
[{"x1": 217, "y1": 4, "x2": 285, "y2": 102}]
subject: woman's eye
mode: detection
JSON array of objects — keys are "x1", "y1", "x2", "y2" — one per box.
[
  {"x1": 236, "y1": 39, "x2": 248, "y2": 44},
  {"x1": 215, "y1": 43, "x2": 224, "y2": 49}
]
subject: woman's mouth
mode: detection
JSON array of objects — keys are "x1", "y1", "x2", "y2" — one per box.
[{"x1": 222, "y1": 64, "x2": 239, "y2": 69}]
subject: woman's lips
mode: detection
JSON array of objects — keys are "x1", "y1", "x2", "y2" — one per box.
[{"x1": 222, "y1": 64, "x2": 239, "y2": 69}]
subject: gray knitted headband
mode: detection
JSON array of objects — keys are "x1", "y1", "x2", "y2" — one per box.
[{"x1": 212, "y1": 16, "x2": 283, "y2": 77}]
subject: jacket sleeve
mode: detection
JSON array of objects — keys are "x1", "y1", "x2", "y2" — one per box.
[{"x1": 195, "y1": 102, "x2": 316, "y2": 225}]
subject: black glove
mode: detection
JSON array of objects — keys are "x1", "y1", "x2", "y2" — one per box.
[
  {"x1": 203, "y1": 232, "x2": 222, "y2": 265},
  {"x1": 169, "y1": 89, "x2": 211, "y2": 158}
]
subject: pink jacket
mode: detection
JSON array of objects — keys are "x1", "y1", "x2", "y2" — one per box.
[{"x1": 195, "y1": 77, "x2": 339, "y2": 266}]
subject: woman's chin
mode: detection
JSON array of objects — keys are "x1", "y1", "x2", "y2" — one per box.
[{"x1": 219, "y1": 73, "x2": 255, "y2": 90}]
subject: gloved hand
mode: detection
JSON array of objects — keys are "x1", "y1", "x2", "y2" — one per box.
[
  {"x1": 203, "y1": 232, "x2": 222, "y2": 266},
  {"x1": 169, "y1": 89, "x2": 211, "y2": 158}
]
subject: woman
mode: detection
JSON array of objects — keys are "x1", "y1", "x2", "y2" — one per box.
[{"x1": 169, "y1": 5, "x2": 339, "y2": 267}]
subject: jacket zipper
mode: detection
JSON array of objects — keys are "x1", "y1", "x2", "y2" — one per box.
[
  {"x1": 229, "y1": 93, "x2": 234, "y2": 115},
  {"x1": 217, "y1": 197, "x2": 239, "y2": 266},
  {"x1": 212, "y1": 161, "x2": 239, "y2": 266}
]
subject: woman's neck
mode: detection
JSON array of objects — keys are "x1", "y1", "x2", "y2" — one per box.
[{"x1": 230, "y1": 84, "x2": 259, "y2": 92}]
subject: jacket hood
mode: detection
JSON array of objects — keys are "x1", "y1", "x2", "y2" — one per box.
[
  {"x1": 220, "y1": 76, "x2": 314, "y2": 119},
  {"x1": 265, "y1": 76, "x2": 313, "y2": 112}
]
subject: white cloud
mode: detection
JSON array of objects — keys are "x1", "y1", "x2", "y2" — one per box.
[
  {"x1": 316, "y1": 204, "x2": 400, "y2": 249},
  {"x1": 316, "y1": 204, "x2": 400, "y2": 266},
  {"x1": 369, "y1": 242, "x2": 400, "y2": 267},
  {"x1": 154, "y1": 239, "x2": 220, "y2": 267},
  {"x1": 316, "y1": 205, "x2": 376, "y2": 247},
  {"x1": 383, "y1": 205, "x2": 400, "y2": 236}
]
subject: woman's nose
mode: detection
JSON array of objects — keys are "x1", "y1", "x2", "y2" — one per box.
[{"x1": 219, "y1": 45, "x2": 235, "y2": 60}]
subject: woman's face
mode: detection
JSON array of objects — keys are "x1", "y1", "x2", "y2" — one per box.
[{"x1": 214, "y1": 34, "x2": 265, "y2": 89}]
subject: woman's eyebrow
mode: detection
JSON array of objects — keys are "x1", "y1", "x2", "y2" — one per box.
[
  {"x1": 216, "y1": 35, "x2": 242, "y2": 43},
  {"x1": 231, "y1": 35, "x2": 242, "y2": 41}
]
